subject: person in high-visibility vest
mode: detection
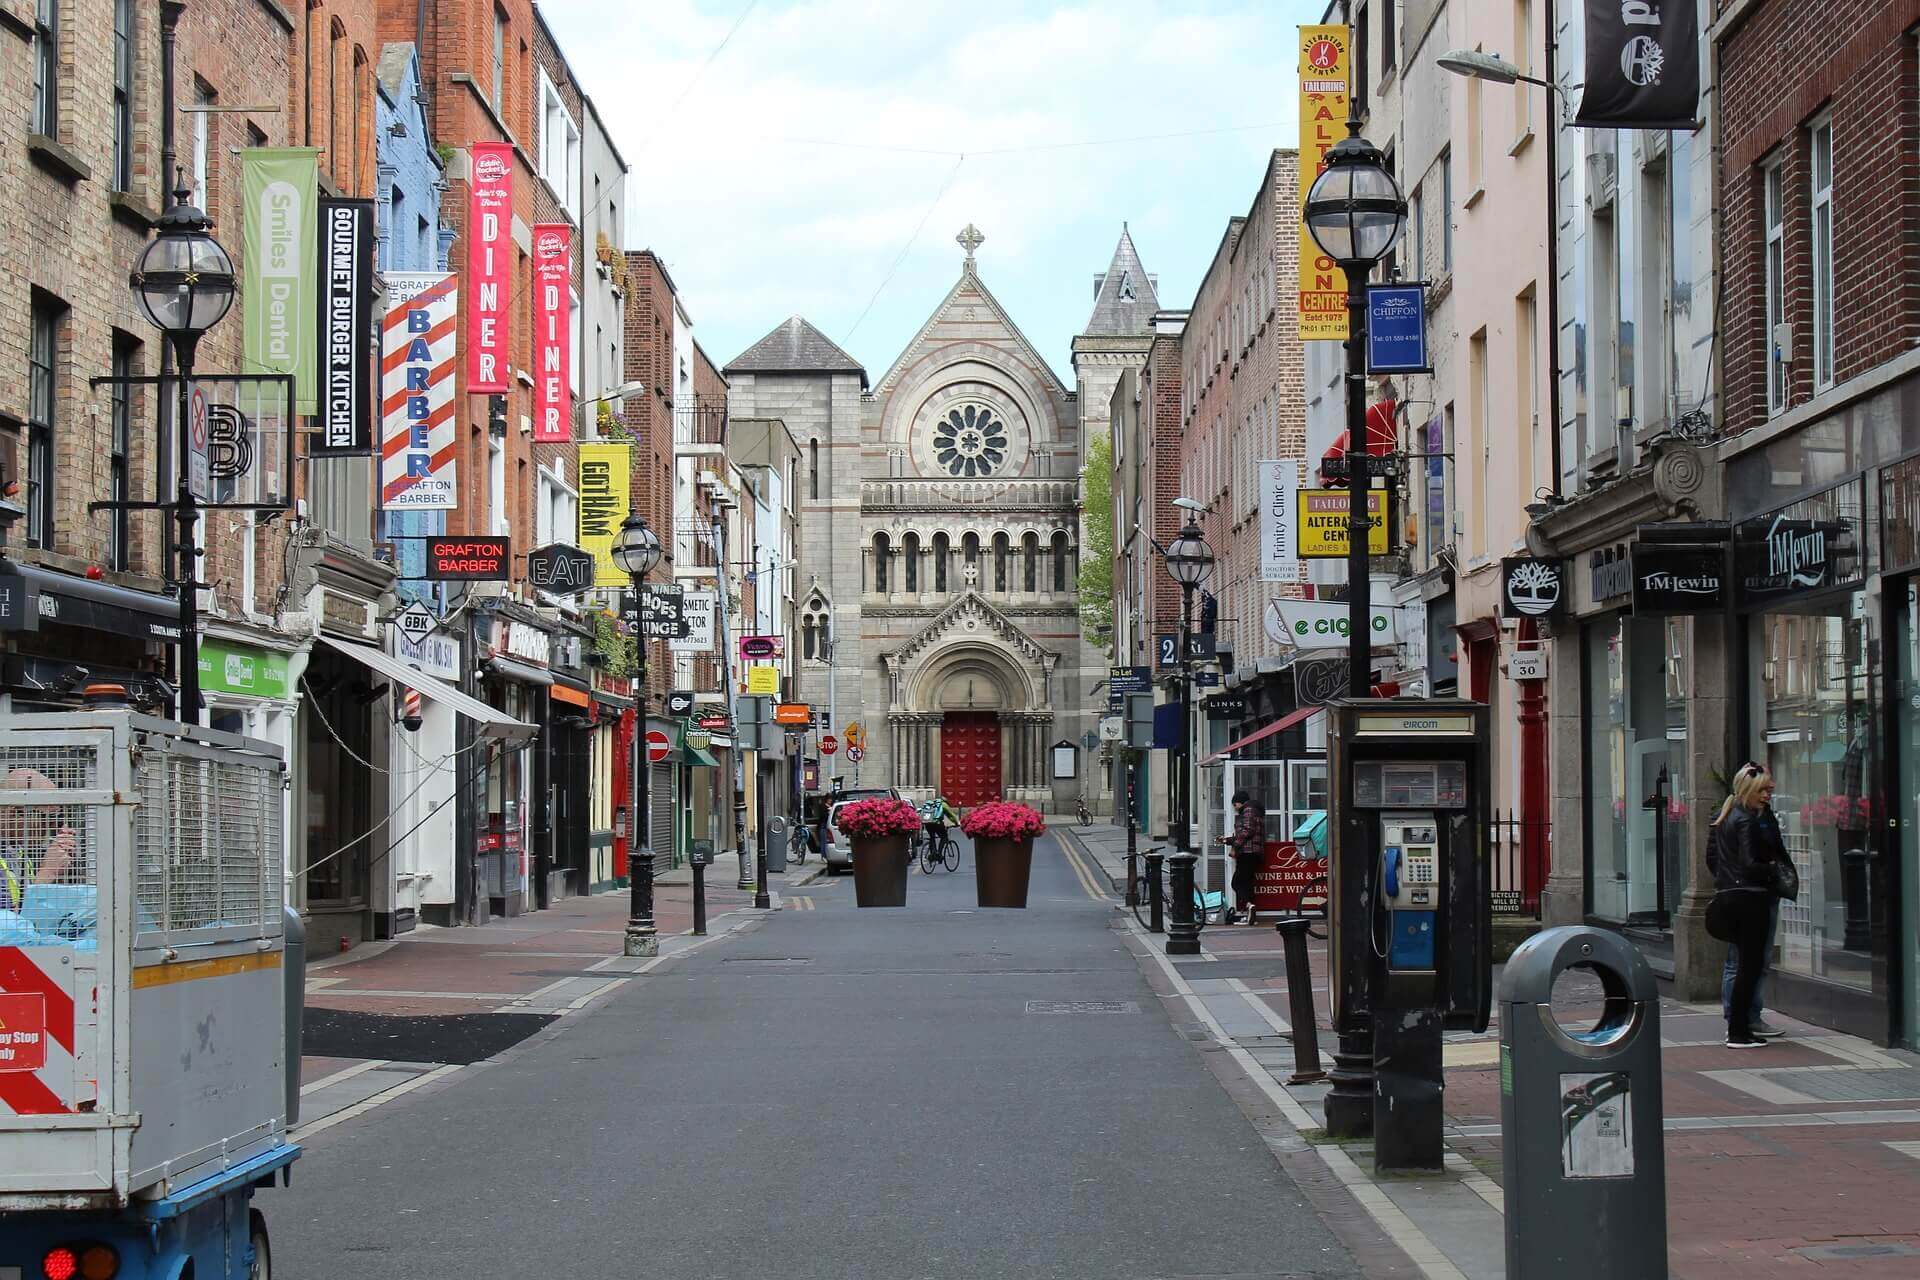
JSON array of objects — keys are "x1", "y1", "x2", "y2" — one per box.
[{"x1": 0, "y1": 768, "x2": 78, "y2": 912}]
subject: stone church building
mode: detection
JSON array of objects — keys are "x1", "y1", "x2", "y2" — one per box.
[{"x1": 723, "y1": 226, "x2": 1156, "y2": 807}]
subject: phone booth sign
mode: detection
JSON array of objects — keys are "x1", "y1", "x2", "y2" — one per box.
[{"x1": 1254, "y1": 840, "x2": 1327, "y2": 916}]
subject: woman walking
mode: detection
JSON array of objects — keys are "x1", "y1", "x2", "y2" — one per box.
[
  {"x1": 1226, "y1": 790, "x2": 1265, "y2": 925},
  {"x1": 1708, "y1": 762, "x2": 1787, "y2": 1048}
]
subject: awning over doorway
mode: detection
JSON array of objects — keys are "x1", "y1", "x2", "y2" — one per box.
[
  {"x1": 1200, "y1": 705, "x2": 1317, "y2": 766},
  {"x1": 317, "y1": 635, "x2": 537, "y2": 744}
]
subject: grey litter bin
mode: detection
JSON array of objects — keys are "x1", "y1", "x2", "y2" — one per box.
[
  {"x1": 766, "y1": 815, "x2": 788, "y2": 873},
  {"x1": 1499, "y1": 926, "x2": 1667, "y2": 1279}
]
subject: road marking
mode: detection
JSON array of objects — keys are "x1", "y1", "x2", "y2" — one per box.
[
  {"x1": 1058, "y1": 834, "x2": 1108, "y2": 902},
  {"x1": 292, "y1": 1063, "x2": 462, "y2": 1139},
  {"x1": 1886, "y1": 1141, "x2": 1920, "y2": 1162},
  {"x1": 1130, "y1": 918, "x2": 1476, "y2": 1280},
  {"x1": 300, "y1": 1058, "x2": 390, "y2": 1096},
  {"x1": 788, "y1": 896, "x2": 815, "y2": 910}
]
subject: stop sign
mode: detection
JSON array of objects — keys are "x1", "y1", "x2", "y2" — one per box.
[
  {"x1": 645, "y1": 729, "x2": 671, "y2": 764},
  {"x1": 820, "y1": 734, "x2": 838, "y2": 755}
]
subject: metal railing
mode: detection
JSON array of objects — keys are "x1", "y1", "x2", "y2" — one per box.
[
  {"x1": 860, "y1": 476, "x2": 1079, "y2": 512},
  {"x1": 673, "y1": 399, "x2": 728, "y2": 448},
  {"x1": 1486, "y1": 810, "x2": 1549, "y2": 919}
]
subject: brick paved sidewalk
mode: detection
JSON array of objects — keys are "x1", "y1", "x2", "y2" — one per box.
[{"x1": 1062, "y1": 823, "x2": 1920, "y2": 1277}]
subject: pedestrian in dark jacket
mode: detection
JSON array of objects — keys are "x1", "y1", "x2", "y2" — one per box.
[
  {"x1": 1708, "y1": 762, "x2": 1785, "y2": 1048},
  {"x1": 1226, "y1": 790, "x2": 1264, "y2": 925}
]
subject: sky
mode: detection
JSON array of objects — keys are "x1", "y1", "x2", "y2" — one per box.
[{"x1": 544, "y1": 0, "x2": 1328, "y2": 380}]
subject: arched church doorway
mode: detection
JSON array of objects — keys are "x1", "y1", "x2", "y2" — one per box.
[{"x1": 941, "y1": 712, "x2": 1000, "y2": 806}]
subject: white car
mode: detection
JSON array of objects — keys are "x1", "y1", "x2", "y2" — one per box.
[{"x1": 817, "y1": 788, "x2": 907, "y2": 872}]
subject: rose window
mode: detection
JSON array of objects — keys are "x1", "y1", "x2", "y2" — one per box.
[{"x1": 932, "y1": 405, "x2": 1009, "y2": 478}]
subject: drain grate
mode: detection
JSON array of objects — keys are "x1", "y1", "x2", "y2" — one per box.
[
  {"x1": 1025, "y1": 999, "x2": 1139, "y2": 1015},
  {"x1": 1796, "y1": 1242, "x2": 1920, "y2": 1261},
  {"x1": 721, "y1": 957, "x2": 812, "y2": 967}
]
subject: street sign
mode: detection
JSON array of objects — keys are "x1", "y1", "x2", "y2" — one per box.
[
  {"x1": 845, "y1": 743, "x2": 864, "y2": 763},
  {"x1": 666, "y1": 690, "x2": 695, "y2": 718},
  {"x1": 645, "y1": 729, "x2": 671, "y2": 764},
  {"x1": 1080, "y1": 729, "x2": 1099, "y2": 751},
  {"x1": 739, "y1": 634, "x2": 783, "y2": 661},
  {"x1": 774, "y1": 702, "x2": 812, "y2": 726},
  {"x1": 844, "y1": 721, "x2": 864, "y2": 746},
  {"x1": 638, "y1": 584, "x2": 688, "y2": 639},
  {"x1": 820, "y1": 734, "x2": 839, "y2": 755},
  {"x1": 746, "y1": 665, "x2": 780, "y2": 695},
  {"x1": 426, "y1": 536, "x2": 511, "y2": 580},
  {"x1": 1509, "y1": 649, "x2": 1548, "y2": 681},
  {"x1": 527, "y1": 542, "x2": 595, "y2": 594},
  {"x1": 1156, "y1": 634, "x2": 1177, "y2": 668},
  {"x1": 1098, "y1": 716, "x2": 1122, "y2": 742},
  {"x1": 391, "y1": 601, "x2": 438, "y2": 645},
  {"x1": 187, "y1": 382, "x2": 212, "y2": 501}
]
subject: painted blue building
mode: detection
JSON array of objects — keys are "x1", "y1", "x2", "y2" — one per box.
[{"x1": 374, "y1": 42, "x2": 455, "y2": 604}]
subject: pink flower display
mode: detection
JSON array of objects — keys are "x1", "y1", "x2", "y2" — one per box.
[
  {"x1": 834, "y1": 797, "x2": 923, "y2": 840},
  {"x1": 959, "y1": 801, "x2": 1046, "y2": 841}
]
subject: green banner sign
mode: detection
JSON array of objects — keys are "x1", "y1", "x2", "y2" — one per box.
[
  {"x1": 198, "y1": 639, "x2": 291, "y2": 700},
  {"x1": 241, "y1": 148, "x2": 319, "y2": 414}
]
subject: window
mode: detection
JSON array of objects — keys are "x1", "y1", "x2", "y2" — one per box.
[
  {"x1": 536, "y1": 464, "x2": 576, "y2": 549},
  {"x1": 1052, "y1": 532, "x2": 1069, "y2": 593},
  {"x1": 993, "y1": 533, "x2": 1009, "y2": 592},
  {"x1": 1409, "y1": 189, "x2": 1424, "y2": 281},
  {"x1": 488, "y1": 434, "x2": 507, "y2": 535},
  {"x1": 352, "y1": 47, "x2": 368, "y2": 190},
  {"x1": 328, "y1": 22, "x2": 343, "y2": 179},
  {"x1": 1764, "y1": 158, "x2": 1786, "y2": 414},
  {"x1": 31, "y1": 0, "x2": 57, "y2": 137},
  {"x1": 109, "y1": 335, "x2": 139, "y2": 570},
  {"x1": 27, "y1": 296, "x2": 61, "y2": 550},
  {"x1": 1669, "y1": 129, "x2": 1697, "y2": 415},
  {"x1": 873, "y1": 533, "x2": 890, "y2": 593},
  {"x1": 1511, "y1": 0, "x2": 1534, "y2": 141},
  {"x1": 1466, "y1": 68, "x2": 1484, "y2": 192},
  {"x1": 809, "y1": 439, "x2": 819, "y2": 498},
  {"x1": 1470, "y1": 329, "x2": 1489, "y2": 554},
  {"x1": 1441, "y1": 151, "x2": 1453, "y2": 270},
  {"x1": 1615, "y1": 132, "x2": 1639, "y2": 430},
  {"x1": 492, "y1": 7, "x2": 507, "y2": 112},
  {"x1": 1810, "y1": 119, "x2": 1834, "y2": 389},
  {"x1": 1380, "y1": 0, "x2": 1395, "y2": 75},
  {"x1": 112, "y1": 0, "x2": 133, "y2": 189},
  {"x1": 190, "y1": 82, "x2": 213, "y2": 209},
  {"x1": 1355, "y1": 1, "x2": 1369, "y2": 115},
  {"x1": 963, "y1": 531, "x2": 979, "y2": 567},
  {"x1": 1517, "y1": 286, "x2": 1538, "y2": 496},
  {"x1": 903, "y1": 532, "x2": 919, "y2": 592},
  {"x1": 933, "y1": 532, "x2": 949, "y2": 592},
  {"x1": 538, "y1": 70, "x2": 582, "y2": 216},
  {"x1": 1022, "y1": 532, "x2": 1039, "y2": 592}
]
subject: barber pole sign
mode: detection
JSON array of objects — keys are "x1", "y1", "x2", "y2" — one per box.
[
  {"x1": 532, "y1": 224, "x2": 572, "y2": 443},
  {"x1": 381, "y1": 273, "x2": 459, "y2": 510},
  {"x1": 0, "y1": 948, "x2": 78, "y2": 1115},
  {"x1": 466, "y1": 142, "x2": 512, "y2": 393}
]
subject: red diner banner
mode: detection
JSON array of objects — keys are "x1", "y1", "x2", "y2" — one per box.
[
  {"x1": 466, "y1": 142, "x2": 513, "y2": 392},
  {"x1": 531, "y1": 223, "x2": 571, "y2": 443}
]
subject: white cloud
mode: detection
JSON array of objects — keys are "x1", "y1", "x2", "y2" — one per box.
[{"x1": 546, "y1": 0, "x2": 1326, "y2": 374}]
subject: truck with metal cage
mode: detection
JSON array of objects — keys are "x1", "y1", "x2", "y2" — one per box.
[{"x1": 0, "y1": 708, "x2": 302, "y2": 1279}]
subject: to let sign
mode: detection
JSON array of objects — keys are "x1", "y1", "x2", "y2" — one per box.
[{"x1": 426, "y1": 536, "x2": 510, "y2": 580}]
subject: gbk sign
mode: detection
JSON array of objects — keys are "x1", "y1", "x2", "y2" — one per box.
[{"x1": 527, "y1": 543, "x2": 594, "y2": 595}]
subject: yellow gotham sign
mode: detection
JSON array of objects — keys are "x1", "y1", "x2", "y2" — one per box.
[
  {"x1": 1298, "y1": 488, "x2": 1389, "y2": 558},
  {"x1": 1298, "y1": 24, "x2": 1351, "y2": 341}
]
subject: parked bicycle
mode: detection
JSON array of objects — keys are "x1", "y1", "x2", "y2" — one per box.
[
  {"x1": 1127, "y1": 847, "x2": 1222, "y2": 931},
  {"x1": 788, "y1": 821, "x2": 814, "y2": 867},
  {"x1": 1075, "y1": 794, "x2": 1091, "y2": 827}
]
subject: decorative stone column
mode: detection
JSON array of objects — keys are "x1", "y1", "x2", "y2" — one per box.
[
  {"x1": 1673, "y1": 613, "x2": 1732, "y2": 1000},
  {"x1": 1542, "y1": 624, "x2": 1586, "y2": 927}
]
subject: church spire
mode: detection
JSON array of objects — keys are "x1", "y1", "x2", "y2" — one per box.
[{"x1": 1084, "y1": 223, "x2": 1160, "y2": 337}]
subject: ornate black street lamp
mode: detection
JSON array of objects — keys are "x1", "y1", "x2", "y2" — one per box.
[
  {"x1": 131, "y1": 184, "x2": 236, "y2": 726},
  {"x1": 613, "y1": 511, "x2": 664, "y2": 957},
  {"x1": 1160, "y1": 516, "x2": 1214, "y2": 957}
]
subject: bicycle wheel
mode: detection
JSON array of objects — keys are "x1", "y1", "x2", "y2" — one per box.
[
  {"x1": 940, "y1": 835, "x2": 960, "y2": 872},
  {"x1": 919, "y1": 839, "x2": 937, "y2": 874}
]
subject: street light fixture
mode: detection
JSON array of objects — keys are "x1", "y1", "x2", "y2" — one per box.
[
  {"x1": 613, "y1": 511, "x2": 664, "y2": 957},
  {"x1": 130, "y1": 180, "x2": 237, "y2": 726},
  {"x1": 1303, "y1": 121, "x2": 1407, "y2": 701},
  {"x1": 1159, "y1": 515, "x2": 1214, "y2": 957}
]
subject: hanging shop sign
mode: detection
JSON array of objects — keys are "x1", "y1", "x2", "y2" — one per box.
[
  {"x1": 637, "y1": 585, "x2": 688, "y2": 639},
  {"x1": 527, "y1": 542, "x2": 595, "y2": 595},
  {"x1": 666, "y1": 690, "x2": 696, "y2": 718},
  {"x1": 314, "y1": 197, "x2": 374, "y2": 454},
  {"x1": 425, "y1": 536, "x2": 510, "y2": 580},
  {"x1": 1576, "y1": 0, "x2": 1701, "y2": 131},
  {"x1": 1632, "y1": 543, "x2": 1726, "y2": 615},
  {"x1": 391, "y1": 600, "x2": 439, "y2": 645},
  {"x1": 1205, "y1": 694, "x2": 1247, "y2": 720},
  {"x1": 739, "y1": 634, "x2": 784, "y2": 662},
  {"x1": 1109, "y1": 666, "x2": 1151, "y2": 696},
  {"x1": 1258, "y1": 459, "x2": 1302, "y2": 582},
  {"x1": 240, "y1": 148, "x2": 319, "y2": 414},
  {"x1": 466, "y1": 142, "x2": 513, "y2": 392},
  {"x1": 578, "y1": 442, "x2": 631, "y2": 586},
  {"x1": 1589, "y1": 543, "x2": 1633, "y2": 604},
  {"x1": 669, "y1": 591, "x2": 716, "y2": 653},
  {"x1": 1295, "y1": 658, "x2": 1349, "y2": 707},
  {"x1": 774, "y1": 702, "x2": 812, "y2": 727},
  {"x1": 379, "y1": 273, "x2": 458, "y2": 509},
  {"x1": 1365, "y1": 284, "x2": 1431, "y2": 374},
  {"x1": 1297, "y1": 24, "x2": 1350, "y2": 340},
  {"x1": 531, "y1": 223, "x2": 572, "y2": 443},
  {"x1": 395, "y1": 626, "x2": 461, "y2": 682},
  {"x1": 198, "y1": 640, "x2": 291, "y2": 700},
  {"x1": 1265, "y1": 598, "x2": 1398, "y2": 646},
  {"x1": 746, "y1": 666, "x2": 781, "y2": 696},
  {"x1": 1297, "y1": 489, "x2": 1390, "y2": 557},
  {"x1": 1736, "y1": 515, "x2": 1858, "y2": 606},
  {"x1": 1501, "y1": 556, "x2": 1569, "y2": 619}
]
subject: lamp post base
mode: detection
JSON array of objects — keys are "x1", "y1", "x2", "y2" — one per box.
[
  {"x1": 623, "y1": 924, "x2": 659, "y2": 958},
  {"x1": 1322, "y1": 1027, "x2": 1375, "y2": 1138}
]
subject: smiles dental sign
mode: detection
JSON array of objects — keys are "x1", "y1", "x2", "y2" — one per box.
[{"x1": 241, "y1": 149, "x2": 318, "y2": 413}]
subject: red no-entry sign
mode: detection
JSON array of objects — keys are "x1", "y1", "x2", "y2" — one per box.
[{"x1": 645, "y1": 729, "x2": 671, "y2": 764}]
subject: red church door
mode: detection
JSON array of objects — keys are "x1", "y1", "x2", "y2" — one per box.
[{"x1": 940, "y1": 712, "x2": 1002, "y2": 807}]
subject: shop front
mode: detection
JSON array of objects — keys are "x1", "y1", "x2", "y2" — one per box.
[
  {"x1": 199, "y1": 632, "x2": 303, "y2": 900},
  {"x1": 589, "y1": 668, "x2": 633, "y2": 894},
  {"x1": 547, "y1": 623, "x2": 594, "y2": 901},
  {"x1": 386, "y1": 622, "x2": 462, "y2": 929},
  {"x1": 474, "y1": 607, "x2": 553, "y2": 917},
  {"x1": 300, "y1": 583, "x2": 389, "y2": 944}
]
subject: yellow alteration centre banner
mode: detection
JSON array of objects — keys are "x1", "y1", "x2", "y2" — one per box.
[
  {"x1": 1297, "y1": 488, "x2": 1389, "y2": 558},
  {"x1": 1298, "y1": 25, "x2": 1350, "y2": 341}
]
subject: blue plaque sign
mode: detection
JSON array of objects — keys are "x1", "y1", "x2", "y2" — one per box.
[{"x1": 1366, "y1": 284, "x2": 1430, "y2": 374}]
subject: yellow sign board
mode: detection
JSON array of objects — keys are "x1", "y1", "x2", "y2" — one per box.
[
  {"x1": 1298, "y1": 24, "x2": 1351, "y2": 341},
  {"x1": 1297, "y1": 488, "x2": 1389, "y2": 558},
  {"x1": 746, "y1": 665, "x2": 780, "y2": 695},
  {"x1": 578, "y1": 441, "x2": 632, "y2": 587}
]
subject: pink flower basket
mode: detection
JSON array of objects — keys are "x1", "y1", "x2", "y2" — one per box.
[
  {"x1": 959, "y1": 801, "x2": 1046, "y2": 841},
  {"x1": 834, "y1": 796, "x2": 923, "y2": 841}
]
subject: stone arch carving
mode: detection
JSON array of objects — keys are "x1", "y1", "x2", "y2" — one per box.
[{"x1": 903, "y1": 639, "x2": 1036, "y2": 712}]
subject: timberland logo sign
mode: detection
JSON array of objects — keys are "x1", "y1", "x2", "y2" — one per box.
[{"x1": 1501, "y1": 557, "x2": 1567, "y2": 619}]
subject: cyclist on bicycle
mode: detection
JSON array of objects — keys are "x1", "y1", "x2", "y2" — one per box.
[{"x1": 920, "y1": 795, "x2": 960, "y2": 849}]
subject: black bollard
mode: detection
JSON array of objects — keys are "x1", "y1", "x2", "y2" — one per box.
[
  {"x1": 1144, "y1": 849, "x2": 1165, "y2": 934},
  {"x1": 1275, "y1": 918, "x2": 1326, "y2": 1084},
  {"x1": 1165, "y1": 851, "x2": 1200, "y2": 956},
  {"x1": 691, "y1": 857, "x2": 708, "y2": 937}
]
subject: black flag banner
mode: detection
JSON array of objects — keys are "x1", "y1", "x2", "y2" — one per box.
[{"x1": 1575, "y1": 0, "x2": 1701, "y2": 130}]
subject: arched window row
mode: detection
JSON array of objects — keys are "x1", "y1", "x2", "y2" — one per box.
[{"x1": 868, "y1": 527, "x2": 1078, "y2": 597}]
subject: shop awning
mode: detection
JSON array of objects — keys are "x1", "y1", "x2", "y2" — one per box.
[
  {"x1": 1201, "y1": 705, "x2": 1317, "y2": 766},
  {"x1": 486, "y1": 656, "x2": 553, "y2": 687},
  {"x1": 318, "y1": 636, "x2": 537, "y2": 744},
  {"x1": 684, "y1": 740, "x2": 721, "y2": 767},
  {"x1": 15, "y1": 564, "x2": 185, "y2": 643}
]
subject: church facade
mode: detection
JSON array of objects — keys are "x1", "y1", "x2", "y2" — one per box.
[{"x1": 723, "y1": 226, "x2": 1153, "y2": 808}]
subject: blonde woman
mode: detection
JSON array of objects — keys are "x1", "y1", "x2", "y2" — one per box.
[{"x1": 1706, "y1": 762, "x2": 1786, "y2": 1048}]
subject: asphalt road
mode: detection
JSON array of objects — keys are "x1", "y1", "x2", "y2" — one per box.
[{"x1": 276, "y1": 835, "x2": 1359, "y2": 1279}]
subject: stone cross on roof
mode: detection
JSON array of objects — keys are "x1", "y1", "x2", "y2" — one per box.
[{"x1": 956, "y1": 223, "x2": 985, "y2": 266}]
